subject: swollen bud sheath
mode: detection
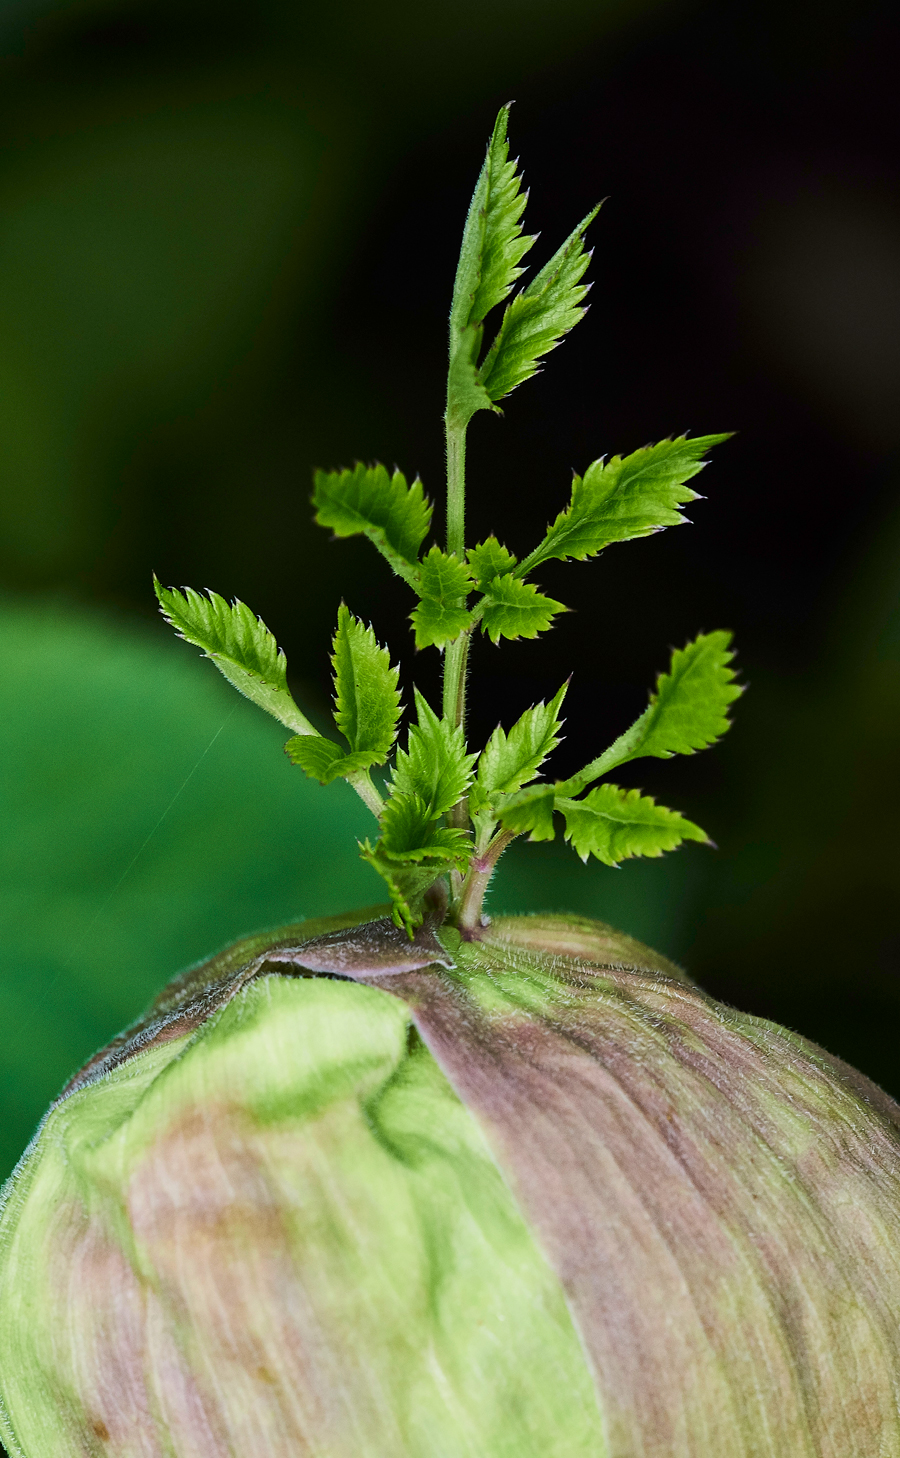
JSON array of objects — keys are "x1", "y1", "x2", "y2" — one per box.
[{"x1": 2, "y1": 910, "x2": 900, "y2": 1457}]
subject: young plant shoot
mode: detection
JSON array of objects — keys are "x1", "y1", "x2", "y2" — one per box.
[{"x1": 156, "y1": 105, "x2": 740, "y2": 938}]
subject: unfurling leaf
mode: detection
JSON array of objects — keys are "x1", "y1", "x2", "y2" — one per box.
[
  {"x1": 478, "y1": 206, "x2": 599, "y2": 402},
  {"x1": 363, "y1": 793, "x2": 472, "y2": 934},
  {"x1": 410, "y1": 547, "x2": 475, "y2": 649},
  {"x1": 467, "y1": 537, "x2": 518, "y2": 589},
  {"x1": 360, "y1": 846, "x2": 455, "y2": 937},
  {"x1": 312, "y1": 463, "x2": 432, "y2": 587},
  {"x1": 478, "y1": 682, "x2": 568, "y2": 795},
  {"x1": 481, "y1": 574, "x2": 566, "y2": 644},
  {"x1": 519, "y1": 434, "x2": 731, "y2": 574},
  {"x1": 154, "y1": 579, "x2": 315, "y2": 736},
  {"x1": 560, "y1": 631, "x2": 741, "y2": 796},
  {"x1": 378, "y1": 793, "x2": 471, "y2": 865},
  {"x1": 332, "y1": 605, "x2": 401, "y2": 759},
  {"x1": 392, "y1": 689, "x2": 477, "y2": 816},
  {"x1": 559, "y1": 783, "x2": 709, "y2": 865}
]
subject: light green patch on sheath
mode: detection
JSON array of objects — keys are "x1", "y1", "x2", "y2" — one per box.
[{"x1": 0, "y1": 975, "x2": 606, "y2": 1457}]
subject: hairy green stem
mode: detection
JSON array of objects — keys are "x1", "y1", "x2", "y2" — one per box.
[
  {"x1": 445, "y1": 421, "x2": 466, "y2": 560},
  {"x1": 346, "y1": 769, "x2": 384, "y2": 818},
  {"x1": 442, "y1": 633, "x2": 470, "y2": 729},
  {"x1": 442, "y1": 416, "x2": 468, "y2": 735},
  {"x1": 457, "y1": 828, "x2": 519, "y2": 935},
  {"x1": 442, "y1": 415, "x2": 472, "y2": 844}
]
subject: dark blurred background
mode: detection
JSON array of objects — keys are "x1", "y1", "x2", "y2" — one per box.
[{"x1": 1, "y1": 0, "x2": 899, "y2": 1183}]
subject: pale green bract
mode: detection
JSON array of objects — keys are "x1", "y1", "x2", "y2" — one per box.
[{"x1": 0, "y1": 971, "x2": 607, "y2": 1456}]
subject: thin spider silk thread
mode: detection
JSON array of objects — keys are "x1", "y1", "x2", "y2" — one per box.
[{"x1": 21, "y1": 704, "x2": 238, "y2": 1032}]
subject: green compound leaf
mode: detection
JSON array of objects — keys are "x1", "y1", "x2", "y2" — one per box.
[
  {"x1": 362, "y1": 791, "x2": 473, "y2": 935},
  {"x1": 312, "y1": 463, "x2": 432, "y2": 588},
  {"x1": 478, "y1": 206, "x2": 599, "y2": 403},
  {"x1": 392, "y1": 689, "x2": 477, "y2": 816},
  {"x1": 154, "y1": 579, "x2": 316, "y2": 736},
  {"x1": 450, "y1": 105, "x2": 535, "y2": 337},
  {"x1": 284, "y1": 735, "x2": 377, "y2": 786},
  {"x1": 519, "y1": 434, "x2": 731, "y2": 574},
  {"x1": 467, "y1": 537, "x2": 518, "y2": 589},
  {"x1": 497, "y1": 784, "x2": 557, "y2": 841},
  {"x1": 378, "y1": 793, "x2": 472, "y2": 865},
  {"x1": 560, "y1": 632, "x2": 742, "y2": 796},
  {"x1": 478, "y1": 681, "x2": 568, "y2": 795},
  {"x1": 481, "y1": 574, "x2": 566, "y2": 644},
  {"x1": 359, "y1": 845, "x2": 449, "y2": 937},
  {"x1": 559, "y1": 783, "x2": 709, "y2": 866},
  {"x1": 410, "y1": 547, "x2": 475, "y2": 649},
  {"x1": 447, "y1": 105, "x2": 536, "y2": 432},
  {"x1": 332, "y1": 605, "x2": 401, "y2": 760}
]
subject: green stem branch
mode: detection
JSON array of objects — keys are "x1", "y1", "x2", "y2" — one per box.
[
  {"x1": 457, "y1": 828, "x2": 519, "y2": 935},
  {"x1": 346, "y1": 770, "x2": 384, "y2": 818}
]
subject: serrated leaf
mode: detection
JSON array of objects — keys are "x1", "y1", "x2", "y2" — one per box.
[
  {"x1": 312, "y1": 464, "x2": 431, "y2": 587},
  {"x1": 447, "y1": 106, "x2": 536, "y2": 432},
  {"x1": 481, "y1": 573, "x2": 566, "y2": 644},
  {"x1": 519, "y1": 434, "x2": 731, "y2": 575},
  {"x1": 392, "y1": 689, "x2": 477, "y2": 816},
  {"x1": 379, "y1": 792, "x2": 472, "y2": 865},
  {"x1": 154, "y1": 579, "x2": 315, "y2": 736},
  {"x1": 467, "y1": 537, "x2": 518, "y2": 589},
  {"x1": 497, "y1": 784, "x2": 557, "y2": 841},
  {"x1": 410, "y1": 547, "x2": 475, "y2": 649},
  {"x1": 560, "y1": 632, "x2": 741, "y2": 796},
  {"x1": 559, "y1": 784, "x2": 709, "y2": 866},
  {"x1": 450, "y1": 105, "x2": 535, "y2": 336},
  {"x1": 478, "y1": 681, "x2": 568, "y2": 795},
  {"x1": 478, "y1": 206, "x2": 599, "y2": 402},
  {"x1": 363, "y1": 790, "x2": 472, "y2": 935},
  {"x1": 358, "y1": 844, "x2": 449, "y2": 938},
  {"x1": 332, "y1": 604, "x2": 401, "y2": 759},
  {"x1": 284, "y1": 735, "x2": 376, "y2": 786}
]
